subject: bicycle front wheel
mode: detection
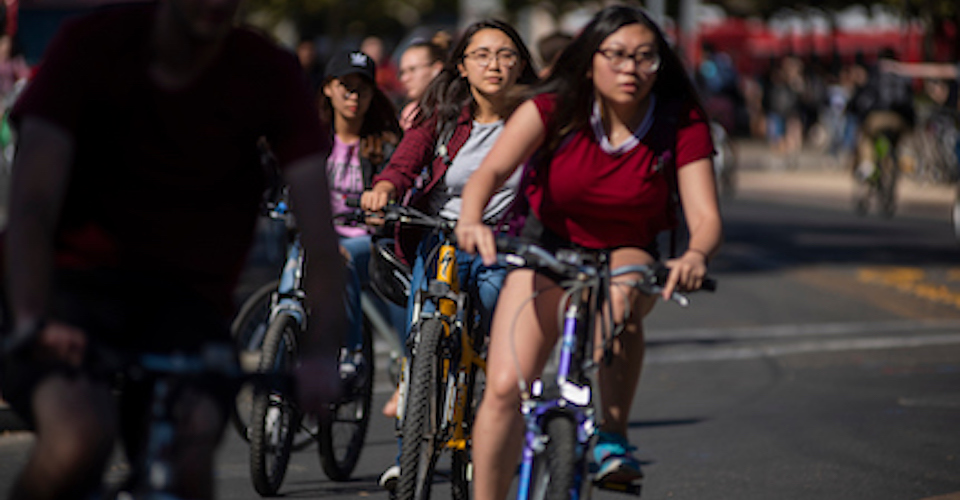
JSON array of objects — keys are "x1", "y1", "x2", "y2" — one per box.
[
  {"x1": 397, "y1": 318, "x2": 445, "y2": 500},
  {"x1": 318, "y1": 315, "x2": 375, "y2": 481},
  {"x1": 249, "y1": 311, "x2": 299, "y2": 497},
  {"x1": 528, "y1": 414, "x2": 578, "y2": 500},
  {"x1": 230, "y1": 279, "x2": 277, "y2": 442}
]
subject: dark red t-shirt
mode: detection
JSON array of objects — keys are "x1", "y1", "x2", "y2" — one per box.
[
  {"x1": 11, "y1": 4, "x2": 325, "y2": 314},
  {"x1": 526, "y1": 93, "x2": 714, "y2": 250}
]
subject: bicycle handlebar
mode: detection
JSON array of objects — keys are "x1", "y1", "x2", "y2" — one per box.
[
  {"x1": 344, "y1": 198, "x2": 456, "y2": 233},
  {"x1": 494, "y1": 235, "x2": 716, "y2": 305}
]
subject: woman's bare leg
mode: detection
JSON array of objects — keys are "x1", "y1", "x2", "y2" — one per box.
[
  {"x1": 598, "y1": 247, "x2": 657, "y2": 436},
  {"x1": 472, "y1": 269, "x2": 563, "y2": 500}
]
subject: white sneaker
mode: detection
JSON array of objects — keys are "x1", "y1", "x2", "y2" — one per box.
[{"x1": 379, "y1": 464, "x2": 400, "y2": 491}]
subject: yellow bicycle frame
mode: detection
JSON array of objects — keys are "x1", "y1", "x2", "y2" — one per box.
[{"x1": 435, "y1": 241, "x2": 486, "y2": 451}]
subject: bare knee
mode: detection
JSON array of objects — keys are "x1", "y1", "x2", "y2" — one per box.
[
  {"x1": 33, "y1": 377, "x2": 117, "y2": 465},
  {"x1": 170, "y1": 391, "x2": 224, "y2": 500},
  {"x1": 481, "y1": 368, "x2": 522, "y2": 414}
]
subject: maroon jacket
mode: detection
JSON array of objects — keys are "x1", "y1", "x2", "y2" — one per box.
[{"x1": 373, "y1": 105, "x2": 474, "y2": 263}]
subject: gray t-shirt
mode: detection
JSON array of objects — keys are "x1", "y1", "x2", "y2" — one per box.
[{"x1": 429, "y1": 120, "x2": 521, "y2": 222}]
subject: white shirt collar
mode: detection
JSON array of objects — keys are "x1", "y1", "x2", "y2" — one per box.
[{"x1": 590, "y1": 94, "x2": 657, "y2": 155}]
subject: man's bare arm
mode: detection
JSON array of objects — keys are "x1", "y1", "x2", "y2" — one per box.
[
  {"x1": 6, "y1": 117, "x2": 74, "y2": 334},
  {"x1": 282, "y1": 152, "x2": 349, "y2": 413}
]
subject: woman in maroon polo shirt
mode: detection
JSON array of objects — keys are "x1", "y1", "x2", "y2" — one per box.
[{"x1": 455, "y1": 6, "x2": 722, "y2": 500}]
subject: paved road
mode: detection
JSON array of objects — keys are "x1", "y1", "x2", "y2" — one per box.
[{"x1": 1, "y1": 139, "x2": 959, "y2": 499}]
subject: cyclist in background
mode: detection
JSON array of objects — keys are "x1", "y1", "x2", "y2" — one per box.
[
  {"x1": 0, "y1": 1, "x2": 347, "y2": 499},
  {"x1": 359, "y1": 18, "x2": 539, "y2": 488},
  {"x1": 848, "y1": 48, "x2": 916, "y2": 186},
  {"x1": 319, "y1": 49, "x2": 404, "y2": 372},
  {"x1": 397, "y1": 33, "x2": 449, "y2": 130},
  {"x1": 454, "y1": 6, "x2": 722, "y2": 499}
]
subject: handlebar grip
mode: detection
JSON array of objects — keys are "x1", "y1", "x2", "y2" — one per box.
[
  {"x1": 345, "y1": 197, "x2": 361, "y2": 208},
  {"x1": 495, "y1": 234, "x2": 521, "y2": 253},
  {"x1": 701, "y1": 277, "x2": 717, "y2": 292},
  {"x1": 655, "y1": 266, "x2": 717, "y2": 292}
]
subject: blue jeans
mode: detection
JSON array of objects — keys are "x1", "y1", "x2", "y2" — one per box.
[
  {"x1": 341, "y1": 236, "x2": 406, "y2": 351},
  {"x1": 402, "y1": 233, "x2": 506, "y2": 351},
  {"x1": 390, "y1": 233, "x2": 506, "y2": 464}
]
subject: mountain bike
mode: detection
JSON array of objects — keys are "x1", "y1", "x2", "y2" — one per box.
[
  {"x1": 236, "y1": 191, "x2": 375, "y2": 496},
  {"x1": 372, "y1": 203, "x2": 487, "y2": 500},
  {"x1": 493, "y1": 236, "x2": 715, "y2": 500}
]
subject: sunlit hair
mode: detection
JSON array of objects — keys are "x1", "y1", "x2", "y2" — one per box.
[
  {"x1": 414, "y1": 19, "x2": 539, "y2": 129},
  {"x1": 318, "y1": 73, "x2": 401, "y2": 166},
  {"x1": 404, "y1": 31, "x2": 451, "y2": 67},
  {"x1": 534, "y1": 5, "x2": 705, "y2": 155}
]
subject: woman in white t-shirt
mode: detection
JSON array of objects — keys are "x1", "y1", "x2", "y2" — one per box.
[{"x1": 359, "y1": 19, "x2": 539, "y2": 489}]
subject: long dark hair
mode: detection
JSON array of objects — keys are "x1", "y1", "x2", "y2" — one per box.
[
  {"x1": 318, "y1": 77, "x2": 401, "y2": 166},
  {"x1": 414, "y1": 19, "x2": 539, "y2": 129},
  {"x1": 535, "y1": 5, "x2": 705, "y2": 155}
]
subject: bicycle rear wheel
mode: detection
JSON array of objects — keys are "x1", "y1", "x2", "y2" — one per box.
[
  {"x1": 397, "y1": 318, "x2": 445, "y2": 500},
  {"x1": 318, "y1": 315, "x2": 375, "y2": 481},
  {"x1": 249, "y1": 311, "x2": 299, "y2": 497},
  {"x1": 451, "y1": 322, "x2": 485, "y2": 500},
  {"x1": 230, "y1": 279, "x2": 277, "y2": 442},
  {"x1": 878, "y1": 147, "x2": 899, "y2": 218},
  {"x1": 528, "y1": 414, "x2": 578, "y2": 500}
]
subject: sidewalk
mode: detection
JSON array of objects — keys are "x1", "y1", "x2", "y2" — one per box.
[{"x1": 733, "y1": 139, "x2": 956, "y2": 220}]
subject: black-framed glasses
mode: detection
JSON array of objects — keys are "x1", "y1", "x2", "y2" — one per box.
[
  {"x1": 463, "y1": 48, "x2": 519, "y2": 69},
  {"x1": 596, "y1": 47, "x2": 661, "y2": 74}
]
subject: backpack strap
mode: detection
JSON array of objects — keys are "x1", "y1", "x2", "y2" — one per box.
[{"x1": 435, "y1": 117, "x2": 456, "y2": 166}]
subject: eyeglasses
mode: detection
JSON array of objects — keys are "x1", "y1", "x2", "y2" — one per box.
[
  {"x1": 463, "y1": 48, "x2": 519, "y2": 69},
  {"x1": 335, "y1": 79, "x2": 373, "y2": 98},
  {"x1": 398, "y1": 63, "x2": 435, "y2": 79},
  {"x1": 596, "y1": 47, "x2": 661, "y2": 74}
]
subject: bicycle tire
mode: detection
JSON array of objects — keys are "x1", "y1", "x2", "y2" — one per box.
[
  {"x1": 249, "y1": 312, "x2": 299, "y2": 497},
  {"x1": 879, "y1": 151, "x2": 898, "y2": 218},
  {"x1": 450, "y1": 366, "x2": 479, "y2": 500},
  {"x1": 230, "y1": 279, "x2": 278, "y2": 442},
  {"x1": 318, "y1": 315, "x2": 375, "y2": 481},
  {"x1": 397, "y1": 318, "x2": 445, "y2": 500},
  {"x1": 530, "y1": 414, "x2": 578, "y2": 500}
]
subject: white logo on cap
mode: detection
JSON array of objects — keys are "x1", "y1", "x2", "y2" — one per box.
[{"x1": 351, "y1": 52, "x2": 369, "y2": 67}]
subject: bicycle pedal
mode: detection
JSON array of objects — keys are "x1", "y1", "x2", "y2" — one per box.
[{"x1": 593, "y1": 479, "x2": 643, "y2": 496}]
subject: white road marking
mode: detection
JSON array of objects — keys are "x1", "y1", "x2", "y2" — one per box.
[{"x1": 646, "y1": 319, "x2": 960, "y2": 342}]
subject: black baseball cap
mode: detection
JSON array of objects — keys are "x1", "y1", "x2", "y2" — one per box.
[{"x1": 325, "y1": 50, "x2": 377, "y2": 82}]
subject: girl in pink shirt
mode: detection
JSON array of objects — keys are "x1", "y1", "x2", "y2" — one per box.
[{"x1": 319, "y1": 50, "x2": 402, "y2": 360}]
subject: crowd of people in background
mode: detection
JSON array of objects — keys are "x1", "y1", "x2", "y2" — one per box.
[{"x1": 696, "y1": 42, "x2": 958, "y2": 182}]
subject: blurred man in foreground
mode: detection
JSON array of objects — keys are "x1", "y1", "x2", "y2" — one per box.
[{"x1": 1, "y1": 0, "x2": 347, "y2": 498}]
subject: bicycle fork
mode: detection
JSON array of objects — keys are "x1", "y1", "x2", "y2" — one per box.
[{"x1": 517, "y1": 301, "x2": 593, "y2": 500}]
